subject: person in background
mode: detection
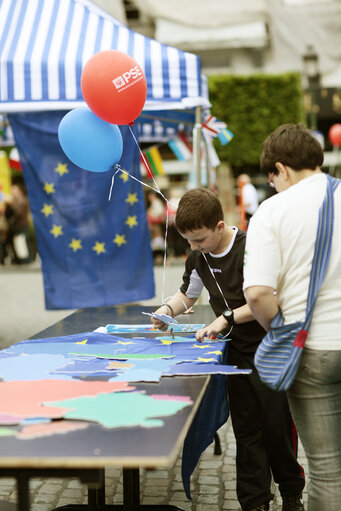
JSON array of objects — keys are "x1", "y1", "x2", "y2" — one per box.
[
  {"x1": 151, "y1": 187, "x2": 305, "y2": 511},
  {"x1": 237, "y1": 174, "x2": 259, "y2": 224},
  {"x1": 243, "y1": 123, "x2": 341, "y2": 511},
  {"x1": 0, "y1": 182, "x2": 8, "y2": 263},
  {"x1": 3, "y1": 181, "x2": 31, "y2": 264},
  {"x1": 146, "y1": 190, "x2": 165, "y2": 226},
  {"x1": 150, "y1": 224, "x2": 165, "y2": 265},
  {"x1": 166, "y1": 188, "x2": 188, "y2": 258}
]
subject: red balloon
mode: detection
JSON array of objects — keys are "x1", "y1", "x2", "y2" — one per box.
[
  {"x1": 328, "y1": 123, "x2": 341, "y2": 147},
  {"x1": 81, "y1": 50, "x2": 147, "y2": 125}
]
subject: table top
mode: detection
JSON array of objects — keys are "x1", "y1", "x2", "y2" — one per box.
[{"x1": 0, "y1": 305, "x2": 215, "y2": 469}]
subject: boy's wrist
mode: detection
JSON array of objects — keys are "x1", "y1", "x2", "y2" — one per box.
[{"x1": 161, "y1": 302, "x2": 175, "y2": 317}]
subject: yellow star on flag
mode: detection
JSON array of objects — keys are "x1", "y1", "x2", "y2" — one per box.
[
  {"x1": 159, "y1": 339, "x2": 175, "y2": 345},
  {"x1": 75, "y1": 339, "x2": 88, "y2": 344},
  {"x1": 197, "y1": 357, "x2": 215, "y2": 362},
  {"x1": 69, "y1": 238, "x2": 83, "y2": 252},
  {"x1": 192, "y1": 344, "x2": 210, "y2": 349},
  {"x1": 55, "y1": 163, "x2": 69, "y2": 177},
  {"x1": 50, "y1": 224, "x2": 63, "y2": 238},
  {"x1": 125, "y1": 215, "x2": 138, "y2": 228},
  {"x1": 126, "y1": 193, "x2": 138, "y2": 206},
  {"x1": 92, "y1": 241, "x2": 106, "y2": 255},
  {"x1": 116, "y1": 341, "x2": 134, "y2": 345},
  {"x1": 119, "y1": 172, "x2": 129, "y2": 183},
  {"x1": 113, "y1": 234, "x2": 127, "y2": 247},
  {"x1": 41, "y1": 203, "x2": 54, "y2": 217},
  {"x1": 44, "y1": 182, "x2": 55, "y2": 195},
  {"x1": 207, "y1": 350, "x2": 223, "y2": 356}
]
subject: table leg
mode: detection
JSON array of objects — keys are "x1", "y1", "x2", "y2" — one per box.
[
  {"x1": 123, "y1": 468, "x2": 140, "y2": 509},
  {"x1": 16, "y1": 475, "x2": 30, "y2": 511}
]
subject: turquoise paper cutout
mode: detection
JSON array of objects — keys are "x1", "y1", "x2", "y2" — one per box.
[{"x1": 46, "y1": 391, "x2": 192, "y2": 428}]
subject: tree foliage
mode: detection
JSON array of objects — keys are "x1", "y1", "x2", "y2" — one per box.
[{"x1": 208, "y1": 73, "x2": 305, "y2": 172}]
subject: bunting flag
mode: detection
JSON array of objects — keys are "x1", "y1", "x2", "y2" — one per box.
[
  {"x1": 202, "y1": 114, "x2": 234, "y2": 146},
  {"x1": 0, "y1": 151, "x2": 11, "y2": 194},
  {"x1": 142, "y1": 146, "x2": 165, "y2": 177},
  {"x1": 9, "y1": 147, "x2": 22, "y2": 172},
  {"x1": 9, "y1": 112, "x2": 155, "y2": 309},
  {"x1": 168, "y1": 136, "x2": 192, "y2": 161}
]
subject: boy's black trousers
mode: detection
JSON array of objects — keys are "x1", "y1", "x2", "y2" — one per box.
[{"x1": 226, "y1": 345, "x2": 305, "y2": 511}]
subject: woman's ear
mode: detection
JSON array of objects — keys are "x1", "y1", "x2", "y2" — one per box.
[
  {"x1": 275, "y1": 162, "x2": 291, "y2": 181},
  {"x1": 275, "y1": 162, "x2": 286, "y2": 175}
]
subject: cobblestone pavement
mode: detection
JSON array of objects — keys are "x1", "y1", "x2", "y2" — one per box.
[{"x1": 0, "y1": 261, "x2": 309, "y2": 510}]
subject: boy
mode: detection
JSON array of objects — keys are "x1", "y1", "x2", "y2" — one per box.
[{"x1": 152, "y1": 188, "x2": 305, "y2": 511}]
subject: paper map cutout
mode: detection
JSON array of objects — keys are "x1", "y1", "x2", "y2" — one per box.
[
  {"x1": 0, "y1": 380, "x2": 134, "y2": 419},
  {"x1": 17, "y1": 420, "x2": 88, "y2": 440},
  {"x1": 46, "y1": 391, "x2": 193, "y2": 429},
  {"x1": 165, "y1": 363, "x2": 252, "y2": 376},
  {"x1": 0, "y1": 353, "x2": 71, "y2": 381},
  {"x1": 0, "y1": 328, "x2": 249, "y2": 438},
  {"x1": 0, "y1": 427, "x2": 16, "y2": 437}
]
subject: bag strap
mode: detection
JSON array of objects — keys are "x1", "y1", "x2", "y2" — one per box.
[{"x1": 304, "y1": 175, "x2": 340, "y2": 330}]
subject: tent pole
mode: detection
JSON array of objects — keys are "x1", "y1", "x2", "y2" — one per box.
[{"x1": 193, "y1": 106, "x2": 202, "y2": 187}]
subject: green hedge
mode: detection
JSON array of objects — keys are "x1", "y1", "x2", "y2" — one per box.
[{"x1": 208, "y1": 73, "x2": 305, "y2": 172}]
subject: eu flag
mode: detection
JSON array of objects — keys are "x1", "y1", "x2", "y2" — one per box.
[{"x1": 9, "y1": 112, "x2": 155, "y2": 309}]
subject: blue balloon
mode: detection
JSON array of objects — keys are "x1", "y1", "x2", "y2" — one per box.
[{"x1": 58, "y1": 107, "x2": 123, "y2": 172}]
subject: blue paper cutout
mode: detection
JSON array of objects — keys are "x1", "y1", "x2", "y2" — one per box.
[{"x1": 165, "y1": 363, "x2": 252, "y2": 376}]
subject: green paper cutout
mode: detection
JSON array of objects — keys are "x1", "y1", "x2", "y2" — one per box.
[
  {"x1": 0, "y1": 427, "x2": 16, "y2": 436},
  {"x1": 46, "y1": 391, "x2": 192, "y2": 429}
]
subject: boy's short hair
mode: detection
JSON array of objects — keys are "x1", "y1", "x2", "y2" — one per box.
[
  {"x1": 261, "y1": 123, "x2": 324, "y2": 175},
  {"x1": 175, "y1": 188, "x2": 224, "y2": 233}
]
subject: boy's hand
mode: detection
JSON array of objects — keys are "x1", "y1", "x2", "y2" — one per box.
[
  {"x1": 195, "y1": 315, "x2": 228, "y2": 342},
  {"x1": 150, "y1": 306, "x2": 171, "y2": 331}
]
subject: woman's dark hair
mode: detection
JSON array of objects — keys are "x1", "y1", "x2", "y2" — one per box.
[{"x1": 261, "y1": 123, "x2": 324, "y2": 175}]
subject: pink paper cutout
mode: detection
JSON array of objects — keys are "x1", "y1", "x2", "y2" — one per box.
[
  {"x1": 17, "y1": 420, "x2": 88, "y2": 439},
  {"x1": 149, "y1": 394, "x2": 192, "y2": 402},
  {"x1": 0, "y1": 413, "x2": 24, "y2": 425}
]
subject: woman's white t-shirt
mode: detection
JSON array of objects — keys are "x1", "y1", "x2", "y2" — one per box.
[{"x1": 243, "y1": 173, "x2": 341, "y2": 350}]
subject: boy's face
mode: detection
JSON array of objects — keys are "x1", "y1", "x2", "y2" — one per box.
[{"x1": 180, "y1": 223, "x2": 224, "y2": 255}]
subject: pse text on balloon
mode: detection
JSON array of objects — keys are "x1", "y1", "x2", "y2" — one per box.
[{"x1": 112, "y1": 66, "x2": 143, "y2": 90}]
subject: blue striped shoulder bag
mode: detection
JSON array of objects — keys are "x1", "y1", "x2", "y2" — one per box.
[{"x1": 254, "y1": 175, "x2": 340, "y2": 391}]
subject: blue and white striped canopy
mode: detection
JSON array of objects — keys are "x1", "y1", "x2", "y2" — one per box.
[{"x1": 0, "y1": 0, "x2": 209, "y2": 113}]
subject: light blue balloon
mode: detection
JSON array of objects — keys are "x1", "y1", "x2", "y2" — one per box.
[{"x1": 58, "y1": 107, "x2": 123, "y2": 172}]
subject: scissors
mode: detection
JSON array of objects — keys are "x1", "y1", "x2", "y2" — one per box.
[{"x1": 142, "y1": 312, "x2": 178, "y2": 338}]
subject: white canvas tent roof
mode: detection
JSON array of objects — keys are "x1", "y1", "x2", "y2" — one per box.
[{"x1": 0, "y1": 0, "x2": 209, "y2": 113}]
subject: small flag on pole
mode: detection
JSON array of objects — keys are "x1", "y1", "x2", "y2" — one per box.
[
  {"x1": 217, "y1": 128, "x2": 234, "y2": 146},
  {"x1": 202, "y1": 114, "x2": 234, "y2": 146}
]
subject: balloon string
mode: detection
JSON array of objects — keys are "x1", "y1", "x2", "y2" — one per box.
[
  {"x1": 127, "y1": 126, "x2": 170, "y2": 302},
  {"x1": 109, "y1": 127, "x2": 171, "y2": 304},
  {"x1": 160, "y1": 202, "x2": 170, "y2": 305},
  {"x1": 108, "y1": 168, "x2": 120, "y2": 201},
  {"x1": 128, "y1": 125, "x2": 164, "y2": 198},
  {"x1": 110, "y1": 165, "x2": 168, "y2": 203}
]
